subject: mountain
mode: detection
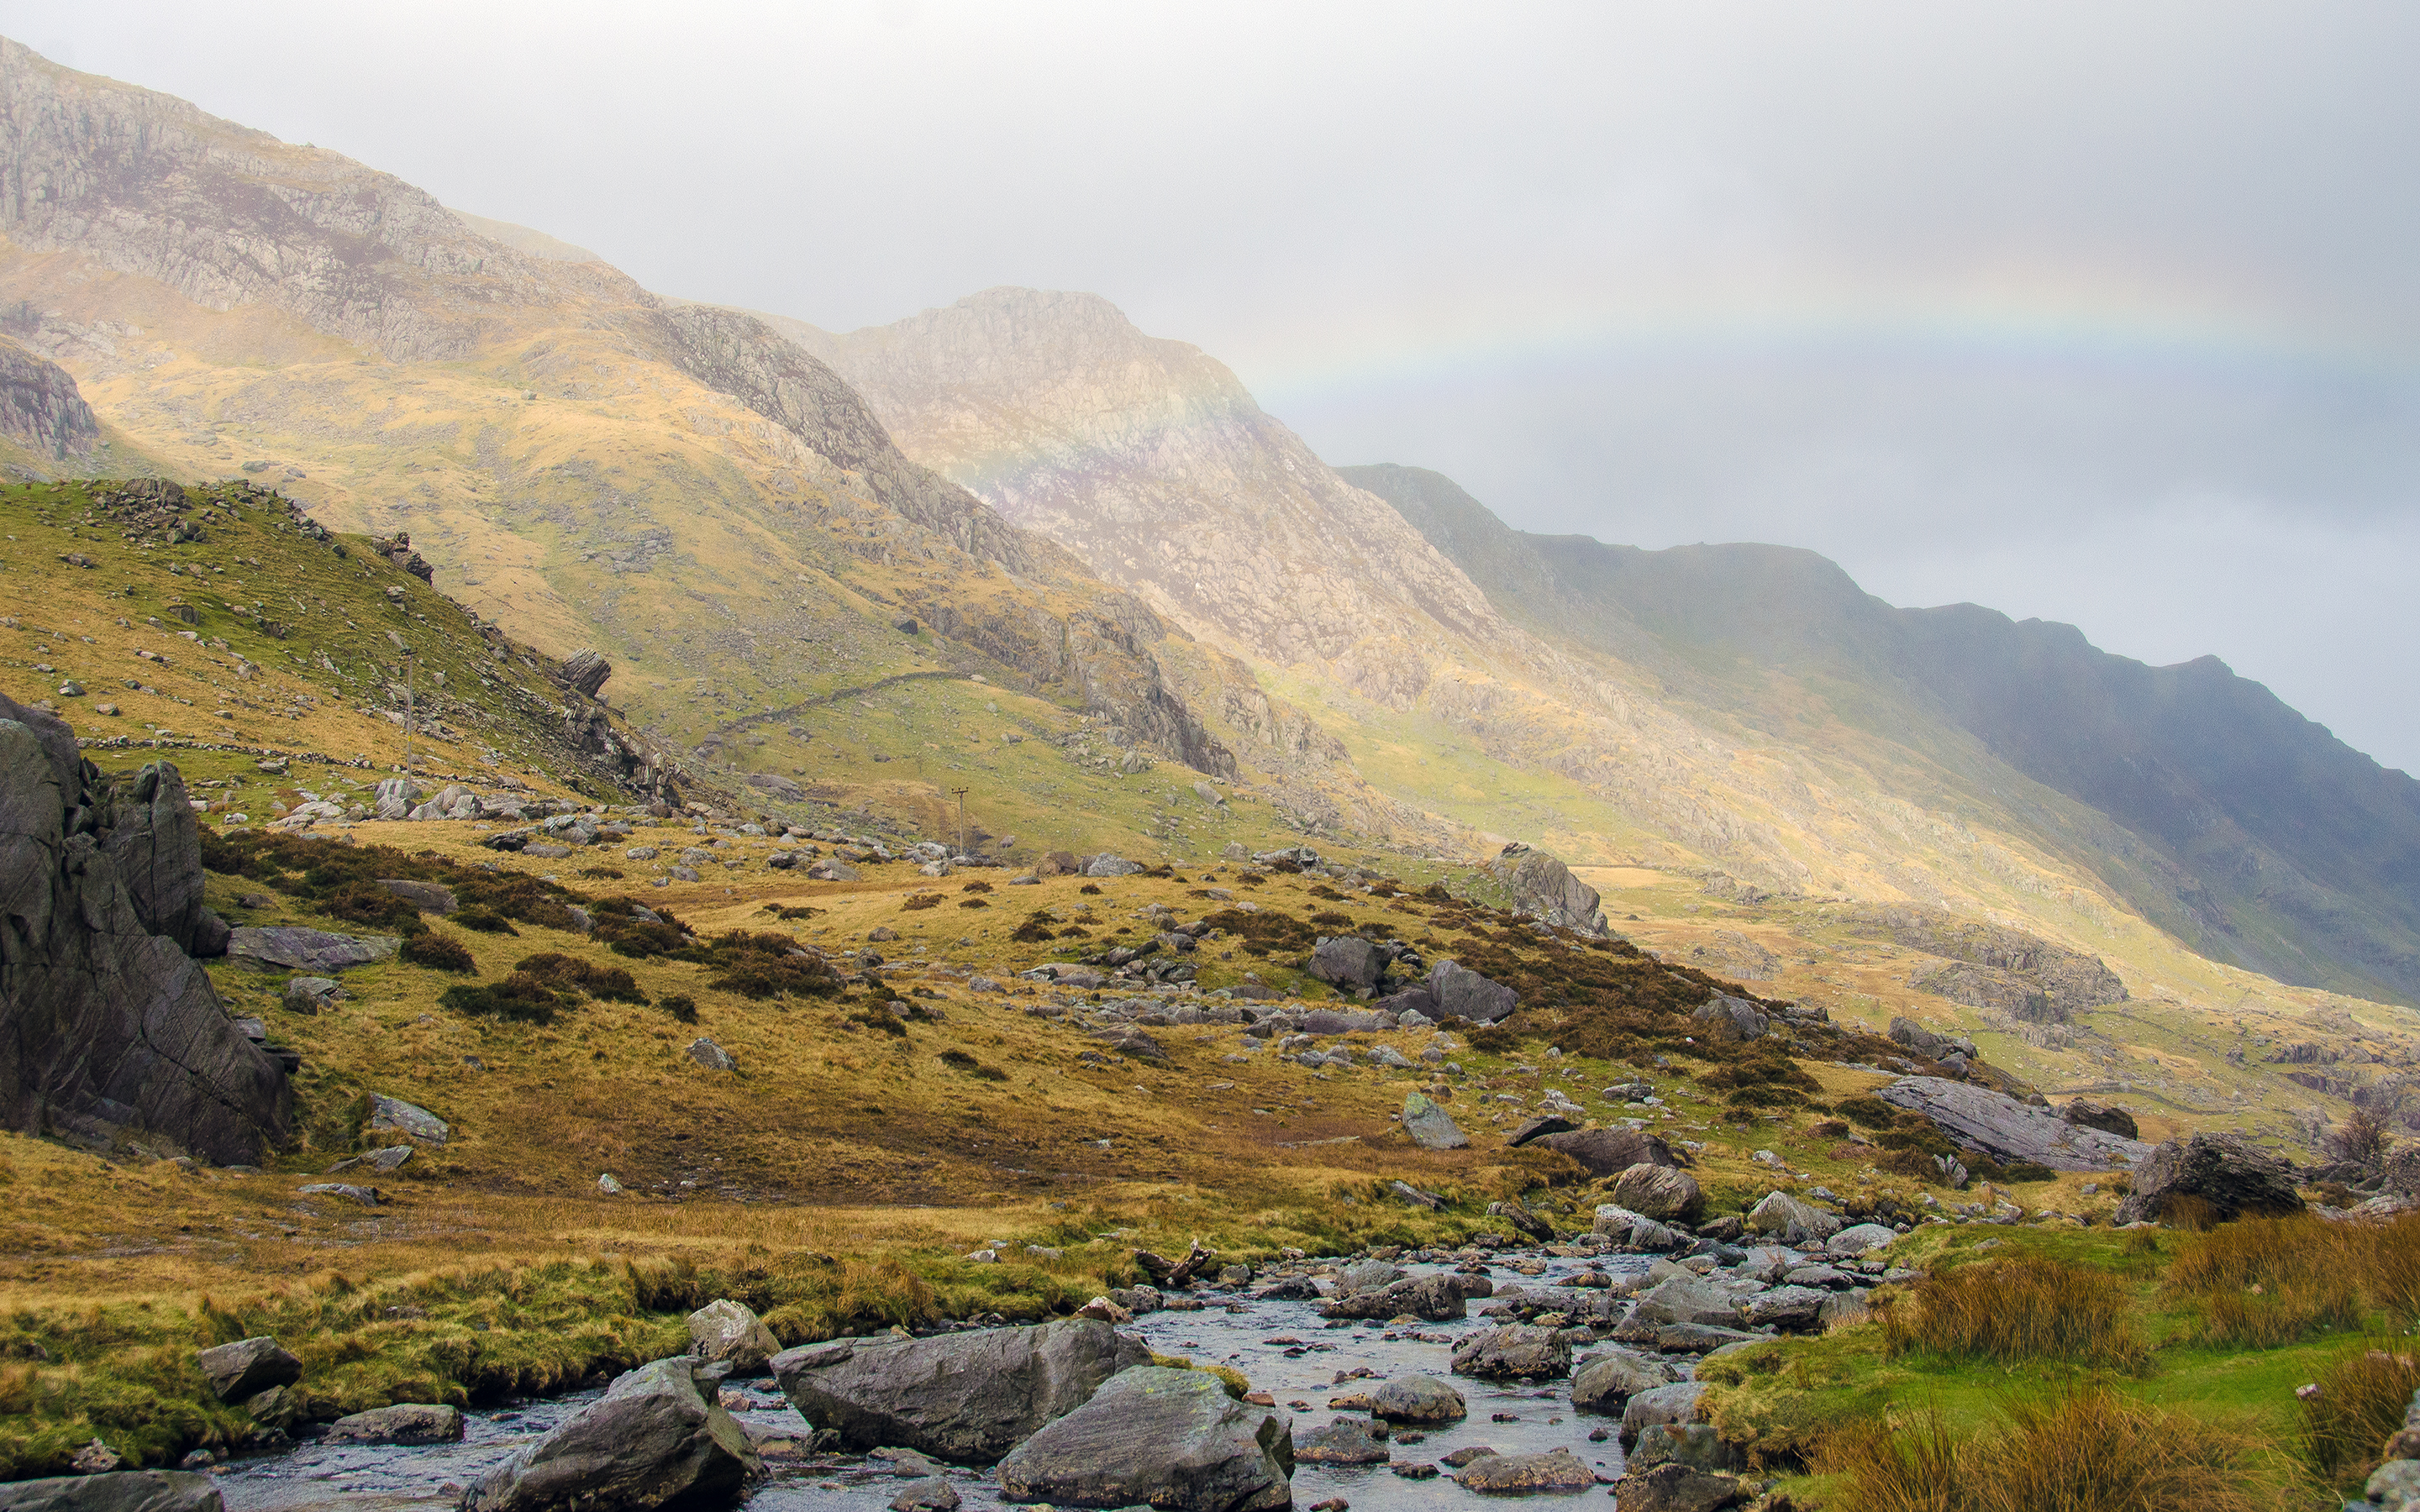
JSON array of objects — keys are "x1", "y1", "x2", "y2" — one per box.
[{"x1": 1344, "y1": 463, "x2": 2420, "y2": 1005}]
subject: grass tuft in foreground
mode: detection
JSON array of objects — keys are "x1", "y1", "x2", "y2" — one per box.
[{"x1": 1876, "y1": 1256, "x2": 2148, "y2": 1373}]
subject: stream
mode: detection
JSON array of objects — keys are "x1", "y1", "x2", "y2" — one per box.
[{"x1": 215, "y1": 1247, "x2": 1668, "y2": 1512}]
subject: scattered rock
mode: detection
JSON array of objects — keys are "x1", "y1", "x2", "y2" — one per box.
[
  {"x1": 225, "y1": 927, "x2": 399, "y2": 974},
  {"x1": 465, "y1": 1357, "x2": 759, "y2": 1512},
  {"x1": 1307, "y1": 937, "x2": 1386, "y2": 991},
  {"x1": 1689, "y1": 995, "x2": 1768, "y2": 1042},
  {"x1": 1401, "y1": 1092, "x2": 1468, "y2": 1150},
  {"x1": 995, "y1": 1367, "x2": 1294, "y2": 1512},
  {"x1": 1293, "y1": 1418, "x2": 1390, "y2": 1465},
  {"x1": 1504, "y1": 1114, "x2": 1579, "y2": 1147},
  {"x1": 1825, "y1": 1224, "x2": 1898, "y2": 1257},
  {"x1": 1876, "y1": 1077, "x2": 2148, "y2": 1171},
  {"x1": 772, "y1": 1320, "x2": 1150, "y2": 1463},
  {"x1": 376, "y1": 879, "x2": 458, "y2": 915},
  {"x1": 1370, "y1": 1374, "x2": 1466, "y2": 1424},
  {"x1": 1449, "y1": 1326, "x2": 1570, "y2": 1381},
  {"x1": 1082, "y1": 854, "x2": 1144, "y2": 878},
  {"x1": 1487, "y1": 843, "x2": 1608, "y2": 935},
  {"x1": 295, "y1": 1183, "x2": 381, "y2": 1205},
  {"x1": 1323, "y1": 1274, "x2": 1465, "y2": 1322},
  {"x1": 1607, "y1": 1463, "x2": 1749, "y2": 1512},
  {"x1": 1744, "y1": 1191, "x2": 1842, "y2": 1244},
  {"x1": 1534, "y1": 1126, "x2": 1687, "y2": 1177},
  {"x1": 1570, "y1": 1349, "x2": 1673, "y2": 1413},
  {"x1": 0, "y1": 1472, "x2": 224, "y2": 1512},
  {"x1": 367, "y1": 1094, "x2": 449, "y2": 1145},
  {"x1": 2115, "y1": 1131, "x2": 2305, "y2": 1226},
  {"x1": 1613, "y1": 1163, "x2": 1703, "y2": 1223},
  {"x1": 1423, "y1": 959, "x2": 1518, "y2": 1022},
  {"x1": 1454, "y1": 1446, "x2": 1597, "y2": 1494},
  {"x1": 69, "y1": 1441, "x2": 123, "y2": 1476},
  {"x1": 324, "y1": 1404, "x2": 465, "y2": 1445},
  {"x1": 2059, "y1": 1099, "x2": 2139, "y2": 1139},
  {"x1": 195, "y1": 1337, "x2": 301, "y2": 1402},
  {"x1": 687, "y1": 1299, "x2": 780, "y2": 1373},
  {"x1": 687, "y1": 1037, "x2": 737, "y2": 1073},
  {"x1": 281, "y1": 976, "x2": 345, "y2": 1014}
]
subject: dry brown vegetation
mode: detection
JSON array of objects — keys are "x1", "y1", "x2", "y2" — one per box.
[
  {"x1": 2296, "y1": 1341, "x2": 2420, "y2": 1481},
  {"x1": 2165, "y1": 1213, "x2": 2420, "y2": 1345},
  {"x1": 1876, "y1": 1256, "x2": 2148, "y2": 1371}
]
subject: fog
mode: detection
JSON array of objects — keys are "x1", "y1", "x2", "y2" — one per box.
[{"x1": 18, "y1": 1, "x2": 2419, "y2": 769}]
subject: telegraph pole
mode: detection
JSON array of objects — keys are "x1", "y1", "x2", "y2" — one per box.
[{"x1": 950, "y1": 786, "x2": 970, "y2": 856}]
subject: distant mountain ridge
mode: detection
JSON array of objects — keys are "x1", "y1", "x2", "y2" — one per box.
[{"x1": 1344, "y1": 462, "x2": 2420, "y2": 1003}]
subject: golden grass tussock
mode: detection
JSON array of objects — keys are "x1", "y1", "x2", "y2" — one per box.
[
  {"x1": 1875, "y1": 1256, "x2": 2147, "y2": 1371},
  {"x1": 2296, "y1": 1340, "x2": 2420, "y2": 1482},
  {"x1": 2165, "y1": 1212, "x2": 2420, "y2": 1344},
  {"x1": 1819, "y1": 1390, "x2": 2273, "y2": 1512}
]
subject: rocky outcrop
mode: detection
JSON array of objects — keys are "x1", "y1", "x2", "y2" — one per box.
[
  {"x1": 0, "y1": 338, "x2": 98, "y2": 460},
  {"x1": 90, "y1": 764, "x2": 228, "y2": 958},
  {"x1": 1533, "y1": 1126, "x2": 1687, "y2": 1177},
  {"x1": 771, "y1": 1319, "x2": 1149, "y2": 1464},
  {"x1": 556, "y1": 649, "x2": 613, "y2": 699},
  {"x1": 2115, "y1": 1132, "x2": 2305, "y2": 1225},
  {"x1": 0, "y1": 696, "x2": 289, "y2": 1163},
  {"x1": 465, "y1": 1357, "x2": 759, "y2": 1512},
  {"x1": 2060, "y1": 1100, "x2": 2139, "y2": 1139},
  {"x1": 994, "y1": 1368, "x2": 1293, "y2": 1512},
  {"x1": 1488, "y1": 844, "x2": 1609, "y2": 936},
  {"x1": 1876, "y1": 1076, "x2": 2149, "y2": 1172},
  {"x1": 1854, "y1": 906, "x2": 2128, "y2": 1020},
  {"x1": 0, "y1": 1473, "x2": 224, "y2": 1512}
]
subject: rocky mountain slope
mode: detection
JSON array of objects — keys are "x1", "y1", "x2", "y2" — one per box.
[{"x1": 1346, "y1": 462, "x2": 2420, "y2": 1006}]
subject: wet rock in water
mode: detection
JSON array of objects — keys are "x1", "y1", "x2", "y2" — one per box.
[
  {"x1": 463, "y1": 1356, "x2": 759, "y2": 1512},
  {"x1": 1439, "y1": 1446, "x2": 1497, "y2": 1468},
  {"x1": 995, "y1": 1367, "x2": 1293, "y2": 1512},
  {"x1": 1743, "y1": 1191, "x2": 1841, "y2": 1243},
  {"x1": 1294, "y1": 1417, "x2": 1390, "y2": 1465},
  {"x1": 1449, "y1": 1326, "x2": 1570, "y2": 1381},
  {"x1": 1534, "y1": 1126, "x2": 1687, "y2": 1177},
  {"x1": 195, "y1": 1336, "x2": 300, "y2": 1401},
  {"x1": 0, "y1": 1471, "x2": 224, "y2": 1512},
  {"x1": 1739, "y1": 1285, "x2": 1830, "y2": 1332},
  {"x1": 323, "y1": 1404, "x2": 464, "y2": 1445},
  {"x1": 1606, "y1": 1462, "x2": 1750, "y2": 1512},
  {"x1": 687, "y1": 1299, "x2": 780, "y2": 1373},
  {"x1": 1453, "y1": 1446, "x2": 1597, "y2": 1494},
  {"x1": 1612, "y1": 1163, "x2": 1703, "y2": 1223},
  {"x1": 1254, "y1": 1276, "x2": 1320, "y2": 1302},
  {"x1": 1334, "y1": 1260, "x2": 1406, "y2": 1295},
  {"x1": 2115, "y1": 1131, "x2": 2306, "y2": 1225},
  {"x1": 1370, "y1": 1374, "x2": 1466, "y2": 1424},
  {"x1": 225, "y1": 927, "x2": 399, "y2": 974},
  {"x1": 1876, "y1": 1076, "x2": 2148, "y2": 1171},
  {"x1": 1627, "y1": 1278, "x2": 1744, "y2": 1330},
  {"x1": 772, "y1": 1319, "x2": 1149, "y2": 1463},
  {"x1": 1630, "y1": 1423, "x2": 1741, "y2": 1474},
  {"x1": 1322, "y1": 1273, "x2": 1465, "y2": 1322},
  {"x1": 886, "y1": 1479, "x2": 960, "y2": 1512},
  {"x1": 1622, "y1": 1383, "x2": 1706, "y2": 1446},
  {"x1": 1570, "y1": 1349, "x2": 1674, "y2": 1413},
  {"x1": 1401, "y1": 1092, "x2": 1468, "y2": 1151}
]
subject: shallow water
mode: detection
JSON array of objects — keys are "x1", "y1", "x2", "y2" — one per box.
[{"x1": 216, "y1": 1251, "x2": 1660, "y2": 1512}]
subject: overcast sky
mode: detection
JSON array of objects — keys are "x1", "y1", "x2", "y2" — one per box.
[{"x1": 19, "y1": 2, "x2": 2420, "y2": 772}]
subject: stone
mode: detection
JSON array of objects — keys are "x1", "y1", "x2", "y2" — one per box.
[
  {"x1": 1689, "y1": 995, "x2": 1768, "y2": 1042},
  {"x1": 466, "y1": 1356, "x2": 759, "y2": 1512},
  {"x1": 1299, "y1": 1008, "x2": 1391, "y2": 1035},
  {"x1": 597, "y1": 1173, "x2": 624, "y2": 1194},
  {"x1": 367, "y1": 1094, "x2": 449, "y2": 1145},
  {"x1": 1401, "y1": 1091, "x2": 1468, "y2": 1150},
  {"x1": 1876, "y1": 1077, "x2": 2149, "y2": 1171},
  {"x1": 1455, "y1": 1447, "x2": 1596, "y2": 1494},
  {"x1": 1888, "y1": 1016, "x2": 1976, "y2": 1062},
  {"x1": 1592, "y1": 1204, "x2": 1682, "y2": 1252},
  {"x1": 323, "y1": 1404, "x2": 465, "y2": 1445},
  {"x1": 1487, "y1": 843, "x2": 1608, "y2": 935},
  {"x1": 376, "y1": 879, "x2": 458, "y2": 914},
  {"x1": 771, "y1": 1319, "x2": 1150, "y2": 1464},
  {"x1": 1373, "y1": 987, "x2": 1434, "y2": 1018},
  {"x1": 282, "y1": 976, "x2": 344, "y2": 1013},
  {"x1": 0, "y1": 1473, "x2": 224, "y2": 1512},
  {"x1": 296, "y1": 1183, "x2": 381, "y2": 1205},
  {"x1": 1744, "y1": 1191, "x2": 1842, "y2": 1243},
  {"x1": 1622, "y1": 1383, "x2": 1706, "y2": 1445},
  {"x1": 1423, "y1": 959, "x2": 1518, "y2": 1022},
  {"x1": 1449, "y1": 1326, "x2": 1570, "y2": 1381},
  {"x1": 1293, "y1": 1418, "x2": 1390, "y2": 1465},
  {"x1": 1083, "y1": 853, "x2": 1144, "y2": 878},
  {"x1": 1369, "y1": 1374, "x2": 1466, "y2": 1424},
  {"x1": 2060, "y1": 1099, "x2": 2139, "y2": 1139},
  {"x1": 1628, "y1": 1278, "x2": 1744, "y2": 1329},
  {"x1": 89, "y1": 762, "x2": 224, "y2": 957},
  {"x1": 1613, "y1": 1163, "x2": 1704, "y2": 1223},
  {"x1": 1570, "y1": 1348, "x2": 1673, "y2": 1412},
  {"x1": 2366, "y1": 1460, "x2": 2420, "y2": 1512},
  {"x1": 2115, "y1": 1131, "x2": 2306, "y2": 1225},
  {"x1": 1606, "y1": 1463, "x2": 1749, "y2": 1512},
  {"x1": 1323, "y1": 1273, "x2": 1465, "y2": 1322},
  {"x1": 887, "y1": 1479, "x2": 960, "y2": 1512},
  {"x1": 1307, "y1": 936, "x2": 1386, "y2": 990},
  {"x1": 225, "y1": 927, "x2": 399, "y2": 974},
  {"x1": 687, "y1": 1299, "x2": 780, "y2": 1373},
  {"x1": 1739, "y1": 1286, "x2": 1829, "y2": 1332},
  {"x1": 1505, "y1": 1113, "x2": 1580, "y2": 1147},
  {"x1": 1534, "y1": 1126, "x2": 1687, "y2": 1177},
  {"x1": 195, "y1": 1336, "x2": 301, "y2": 1401},
  {"x1": 243, "y1": 1386, "x2": 299, "y2": 1430},
  {"x1": 558, "y1": 650, "x2": 613, "y2": 698},
  {"x1": 687, "y1": 1037, "x2": 737, "y2": 1073},
  {"x1": 996, "y1": 1368, "x2": 1292, "y2": 1512},
  {"x1": 0, "y1": 708, "x2": 288, "y2": 1164},
  {"x1": 71, "y1": 1442, "x2": 124, "y2": 1475},
  {"x1": 1825, "y1": 1224, "x2": 1899, "y2": 1257},
  {"x1": 1335, "y1": 1260, "x2": 1407, "y2": 1295}
]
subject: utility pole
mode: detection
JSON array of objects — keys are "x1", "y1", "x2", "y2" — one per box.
[{"x1": 950, "y1": 785, "x2": 970, "y2": 856}]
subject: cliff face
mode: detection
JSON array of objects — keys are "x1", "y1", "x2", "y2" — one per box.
[
  {"x1": 0, "y1": 693, "x2": 287, "y2": 1163},
  {"x1": 0, "y1": 337, "x2": 97, "y2": 459}
]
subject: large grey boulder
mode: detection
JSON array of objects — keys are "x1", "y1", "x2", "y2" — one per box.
[
  {"x1": 2114, "y1": 1132, "x2": 2306, "y2": 1226},
  {"x1": 1690, "y1": 996, "x2": 1768, "y2": 1042},
  {"x1": 0, "y1": 706, "x2": 289, "y2": 1165},
  {"x1": 1487, "y1": 843, "x2": 1608, "y2": 935},
  {"x1": 1607, "y1": 1463, "x2": 1750, "y2": 1511},
  {"x1": 771, "y1": 1319, "x2": 1149, "y2": 1464},
  {"x1": 1744, "y1": 1191, "x2": 1842, "y2": 1243},
  {"x1": 0, "y1": 1473, "x2": 223, "y2": 1512},
  {"x1": 1321, "y1": 1273, "x2": 1465, "y2": 1322},
  {"x1": 1292, "y1": 1418, "x2": 1389, "y2": 1465},
  {"x1": 1888, "y1": 1016, "x2": 1975, "y2": 1062},
  {"x1": 687, "y1": 1299, "x2": 780, "y2": 1374},
  {"x1": 1083, "y1": 854, "x2": 1144, "y2": 878},
  {"x1": 92, "y1": 763, "x2": 225, "y2": 957},
  {"x1": 1876, "y1": 1077, "x2": 2149, "y2": 1171},
  {"x1": 1570, "y1": 1348, "x2": 1673, "y2": 1413},
  {"x1": 1534, "y1": 1126, "x2": 1687, "y2": 1177},
  {"x1": 1455, "y1": 1447, "x2": 1596, "y2": 1494},
  {"x1": 1424, "y1": 960, "x2": 1518, "y2": 1022},
  {"x1": 367, "y1": 1095, "x2": 448, "y2": 1145},
  {"x1": 1826, "y1": 1224, "x2": 1899, "y2": 1257},
  {"x1": 1401, "y1": 1092, "x2": 1467, "y2": 1150},
  {"x1": 1334, "y1": 1260, "x2": 1406, "y2": 1295},
  {"x1": 324, "y1": 1404, "x2": 464, "y2": 1445},
  {"x1": 995, "y1": 1367, "x2": 1292, "y2": 1512},
  {"x1": 1739, "y1": 1286, "x2": 1829, "y2": 1332},
  {"x1": 1307, "y1": 937, "x2": 1386, "y2": 990},
  {"x1": 195, "y1": 1336, "x2": 301, "y2": 1401},
  {"x1": 1628, "y1": 1279, "x2": 1745, "y2": 1330},
  {"x1": 1370, "y1": 1373, "x2": 1465, "y2": 1424},
  {"x1": 464, "y1": 1356, "x2": 759, "y2": 1512},
  {"x1": 1622, "y1": 1382, "x2": 1706, "y2": 1446},
  {"x1": 225, "y1": 927, "x2": 399, "y2": 973},
  {"x1": 1449, "y1": 1325, "x2": 1570, "y2": 1380},
  {"x1": 1613, "y1": 1163, "x2": 1702, "y2": 1223}
]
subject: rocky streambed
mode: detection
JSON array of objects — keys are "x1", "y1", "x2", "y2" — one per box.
[{"x1": 206, "y1": 1230, "x2": 1906, "y2": 1512}]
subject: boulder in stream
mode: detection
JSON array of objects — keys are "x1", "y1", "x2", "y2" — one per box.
[
  {"x1": 995, "y1": 1367, "x2": 1292, "y2": 1512},
  {"x1": 0, "y1": 1472, "x2": 224, "y2": 1512},
  {"x1": 463, "y1": 1357, "x2": 757, "y2": 1512}
]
